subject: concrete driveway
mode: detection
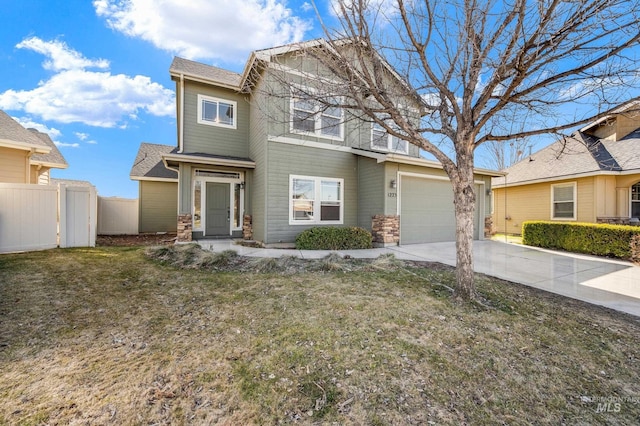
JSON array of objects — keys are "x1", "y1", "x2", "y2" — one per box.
[{"x1": 199, "y1": 239, "x2": 640, "y2": 317}]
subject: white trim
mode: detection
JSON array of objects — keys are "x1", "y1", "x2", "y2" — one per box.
[
  {"x1": 268, "y1": 135, "x2": 352, "y2": 152},
  {"x1": 289, "y1": 174, "x2": 344, "y2": 225},
  {"x1": 130, "y1": 176, "x2": 178, "y2": 183},
  {"x1": 30, "y1": 160, "x2": 68, "y2": 169},
  {"x1": 370, "y1": 122, "x2": 409, "y2": 155},
  {"x1": 163, "y1": 153, "x2": 256, "y2": 169},
  {"x1": 397, "y1": 172, "x2": 486, "y2": 242},
  {"x1": 492, "y1": 168, "x2": 640, "y2": 189},
  {"x1": 630, "y1": 181, "x2": 640, "y2": 218},
  {"x1": 192, "y1": 169, "x2": 245, "y2": 235},
  {"x1": 197, "y1": 94, "x2": 237, "y2": 129},
  {"x1": 551, "y1": 182, "x2": 577, "y2": 220},
  {"x1": 289, "y1": 84, "x2": 344, "y2": 141},
  {"x1": 0, "y1": 139, "x2": 50, "y2": 153}
]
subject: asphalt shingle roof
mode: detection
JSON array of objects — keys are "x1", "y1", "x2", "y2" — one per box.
[
  {"x1": 0, "y1": 110, "x2": 50, "y2": 149},
  {"x1": 130, "y1": 143, "x2": 178, "y2": 180},
  {"x1": 493, "y1": 130, "x2": 640, "y2": 186},
  {"x1": 29, "y1": 129, "x2": 68, "y2": 168},
  {"x1": 170, "y1": 57, "x2": 242, "y2": 88}
]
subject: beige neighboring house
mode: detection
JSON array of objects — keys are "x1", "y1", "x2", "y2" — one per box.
[
  {"x1": 129, "y1": 143, "x2": 178, "y2": 233},
  {"x1": 0, "y1": 110, "x2": 67, "y2": 184},
  {"x1": 492, "y1": 102, "x2": 640, "y2": 235}
]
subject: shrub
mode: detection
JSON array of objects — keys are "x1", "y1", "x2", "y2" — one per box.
[
  {"x1": 522, "y1": 221, "x2": 640, "y2": 260},
  {"x1": 295, "y1": 226, "x2": 373, "y2": 250}
]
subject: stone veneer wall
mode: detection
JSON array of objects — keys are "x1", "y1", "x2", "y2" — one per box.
[
  {"x1": 243, "y1": 214, "x2": 253, "y2": 240},
  {"x1": 371, "y1": 214, "x2": 399, "y2": 246},
  {"x1": 597, "y1": 217, "x2": 632, "y2": 225},
  {"x1": 484, "y1": 215, "x2": 494, "y2": 238},
  {"x1": 177, "y1": 214, "x2": 193, "y2": 242}
]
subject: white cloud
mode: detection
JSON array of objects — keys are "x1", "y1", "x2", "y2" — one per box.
[
  {"x1": 54, "y1": 141, "x2": 80, "y2": 148},
  {"x1": 93, "y1": 0, "x2": 311, "y2": 62},
  {"x1": 11, "y1": 116, "x2": 62, "y2": 139},
  {"x1": 16, "y1": 37, "x2": 109, "y2": 71},
  {"x1": 0, "y1": 37, "x2": 175, "y2": 127},
  {"x1": 74, "y1": 132, "x2": 89, "y2": 141},
  {"x1": 86, "y1": 140, "x2": 98, "y2": 144}
]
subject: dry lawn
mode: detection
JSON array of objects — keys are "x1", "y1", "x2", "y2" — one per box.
[{"x1": 1, "y1": 245, "x2": 639, "y2": 425}]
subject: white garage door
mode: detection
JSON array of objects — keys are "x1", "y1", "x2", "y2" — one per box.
[{"x1": 400, "y1": 176, "x2": 480, "y2": 244}]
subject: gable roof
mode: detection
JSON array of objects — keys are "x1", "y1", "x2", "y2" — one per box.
[
  {"x1": 0, "y1": 110, "x2": 51, "y2": 153},
  {"x1": 169, "y1": 57, "x2": 242, "y2": 89},
  {"x1": 130, "y1": 143, "x2": 178, "y2": 181},
  {"x1": 28, "y1": 129, "x2": 68, "y2": 169},
  {"x1": 492, "y1": 130, "x2": 640, "y2": 187}
]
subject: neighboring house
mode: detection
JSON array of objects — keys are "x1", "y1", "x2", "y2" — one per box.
[
  {"x1": 0, "y1": 110, "x2": 67, "y2": 184},
  {"x1": 492, "y1": 102, "x2": 640, "y2": 234},
  {"x1": 131, "y1": 40, "x2": 499, "y2": 245},
  {"x1": 130, "y1": 143, "x2": 178, "y2": 233}
]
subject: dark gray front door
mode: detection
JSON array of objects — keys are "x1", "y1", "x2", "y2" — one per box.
[{"x1": 206, "y1": 182, "x2": 230, "y2": 236}]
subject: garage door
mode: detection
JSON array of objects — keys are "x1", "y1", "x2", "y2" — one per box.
[{"x1": 400, "y1": 176, "x2": 480, "y2": 244}]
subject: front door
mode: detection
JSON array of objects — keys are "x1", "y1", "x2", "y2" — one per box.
[{"x1": 205, "y1": 182, "x2": 230, "y2": 236}]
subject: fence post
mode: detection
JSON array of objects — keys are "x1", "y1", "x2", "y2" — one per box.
[
  {"x1": 89, "y1": 186, "x2": 97, "y2": 247},
  {"x1": 58, "y1": 183, "x2": 67, "y2": 248}
]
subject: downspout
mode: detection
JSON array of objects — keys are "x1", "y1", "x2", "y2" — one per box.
[
  {"x1": 178, "y1": 73, "x2": 185, "y2": 153},
  {"x1": 163, "y1": 158, "x2": 181, "y2": 215}
]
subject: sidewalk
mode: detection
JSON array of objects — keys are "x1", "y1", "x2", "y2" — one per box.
[{"x1": 198, "y1": 239, "x2": 640, "y2": 317}]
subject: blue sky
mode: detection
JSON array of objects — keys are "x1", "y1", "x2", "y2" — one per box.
[{"x1": 0, "y1": 0, "x2": 322, "y2": 198}]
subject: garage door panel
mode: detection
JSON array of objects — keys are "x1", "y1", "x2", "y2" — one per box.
[{"x1": 400, "y1": 176, "x2": 480, "y2": 244}]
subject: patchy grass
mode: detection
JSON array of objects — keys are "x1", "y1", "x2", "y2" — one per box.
[{"x1": 1, "y1": 246, "x2": 639, "y2": 425}]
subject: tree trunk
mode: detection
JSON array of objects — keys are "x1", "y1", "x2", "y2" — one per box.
[{"x1": 451, "y1": 151, "x2": 477, "y2": 301}]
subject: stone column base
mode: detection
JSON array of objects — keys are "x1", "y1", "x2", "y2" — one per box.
[
  {"x1": 177, "y1": 214, "x2": 193, "y2": 242},
  {"x1": 371, "y1": 214, "x2": 399, "y2": 246},
  {"x1": 242, "y1": 214, "x2": 253, "y2": 240}
]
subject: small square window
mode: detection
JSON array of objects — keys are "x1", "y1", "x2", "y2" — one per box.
[
  {"x1": 290, "y1": 175, "x2": 343, "y2": 225},
  {"x1": 551, "y1": 183, "x2": 576, "y2": 220},
  {"x1": 197, "y1": 95, "x2": 237, "y2": 129}
]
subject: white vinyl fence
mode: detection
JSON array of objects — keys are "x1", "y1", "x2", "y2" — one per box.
[
  {"x1": 97, "y1": 197, "x2": 138, "y2": 235},
  {"x1": 0, "y1": 183, "x2": 97, "y2": 253}
]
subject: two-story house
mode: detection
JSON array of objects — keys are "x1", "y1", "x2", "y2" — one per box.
[{"x1": 131, "y1": 40, "x2": 499, "y2": 246}]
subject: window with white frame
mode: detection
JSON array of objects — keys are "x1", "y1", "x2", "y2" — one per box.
[
  {"x1": 551, "y1": 182, "x2": 576, "y2": 220},
  {"x1": 291, "y1": 87, "x2": 343, "y2": 139},
  {"x1": 371, "y1": 123, "x2": 408, "y2": 154},
  {"x1": 197, "y1": 94, "x2": 236, "y2": 129},
  {"x1": 632, "y1": 182, "x2": 640, "y2": 219},
  {"x1": 290, "y1": 175, "x2": 343, "y2": 224}
]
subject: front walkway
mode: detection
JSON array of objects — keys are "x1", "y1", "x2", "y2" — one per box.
[{"x1": 198, "y1": 239, "x2": 640, "y2": 317}]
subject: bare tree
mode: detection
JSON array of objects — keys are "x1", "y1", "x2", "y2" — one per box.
[
  {"x1": 483, "y1": 139, "x2": 532, "y2": 171},
  {"x1": 265, "y1": 0, "x2": 640, "y2": 300}
]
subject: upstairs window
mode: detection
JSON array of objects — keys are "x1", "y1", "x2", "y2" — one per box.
[
  {"x1": 291, "y1": 87, "x2": 343, "y2": 140},
  {"x1": 371, "y1": 123, "x2": 408, "y2": 154},
  {"x1": 197, "y1": 94, "x2": 236, "y2": 129},
  {"x1": 551, "y1": 182, "x2": 576, "y2": 220}
]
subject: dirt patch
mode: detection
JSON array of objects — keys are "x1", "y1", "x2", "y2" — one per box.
[{"x1": 97, "y1": 233, "x2": 176, "y2": 247}]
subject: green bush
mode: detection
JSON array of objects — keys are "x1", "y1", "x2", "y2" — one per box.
[
  {"x1": 522, "y1": 221, "x2": 640, "y2": 260},
  {"x1": 295, "y1": 226, "x2": 373, "y2": 250}
]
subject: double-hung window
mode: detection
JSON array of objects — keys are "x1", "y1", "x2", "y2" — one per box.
[
  {"x1": 197, "y1": 94, "x2": 236, "y2": 129},
  {"x1": 290, "y1": 175, "x2": 343, "y2": 225},
  {"x1": 291, "y1": 87, "x2": 343, "y2": 139},
  {"x1": 371, "y1": 123, "x2": 408, "y2": 154},
  {"x1": 632, "y1": 182, "x2": 640, "y2": 219},
  {"x1": 551, "y1": 182, "x2": 576, "y2": 220}
]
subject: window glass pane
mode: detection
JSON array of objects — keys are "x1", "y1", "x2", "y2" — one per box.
[
  {"x1": 294, "y1": 97, "x2": 315, "y2": 112},
  {"x1": 554, "y1": 202, "x2": 574, "y2": 218},
  {"x1": 293, "y1": 110, "x2": 316, "y2": 132},
  {"x1": 219, "y1": 102, "x2": 234, "y2": 125},
  {"x1": 320, "y1": 115, "x2": 341, "y2": 136},
  {"x1": 293, "y1": 178, "x2": 315, "y2": 200},
  {"x1": 202, "y1": 100, "x2": 217, "y2": 122},
  {"x1": 293, "y1": 200, "x2": 314, "y2": 220},
  {"x1": 372, "y1": 125, "x2": 388, "y2": 149},
  {"x1": 324, "y1": 104, "x2": 342, "y2": 118},
  {"x1": 234, "y1": 183, "x2": 241, "y2": 228},
  {"x1": 632, "y1": 183, "x2": 640, "y2": 201},
  {"x1": 194, "y1": 181, "x2": 202, "y2": 229},
  {"x1": 632, "y1": 201, "x2": 640, "y2": 218},
  {"x1": 391, "y1": 136, "x2": 407, "y2": 153},
  {"x1": 321, "y1": 181, "x2": 341, "y2": 201},
  {"x1": 321, "y1": 203, "x2": 340, "y2": 221},
  {"x1": 553, "y1": 185, "x2": 574, "y2": 202}
]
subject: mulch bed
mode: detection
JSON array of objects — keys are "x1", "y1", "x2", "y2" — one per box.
[{"x1": 96, "y1": 233, "x2": 177, "y2": 247}]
